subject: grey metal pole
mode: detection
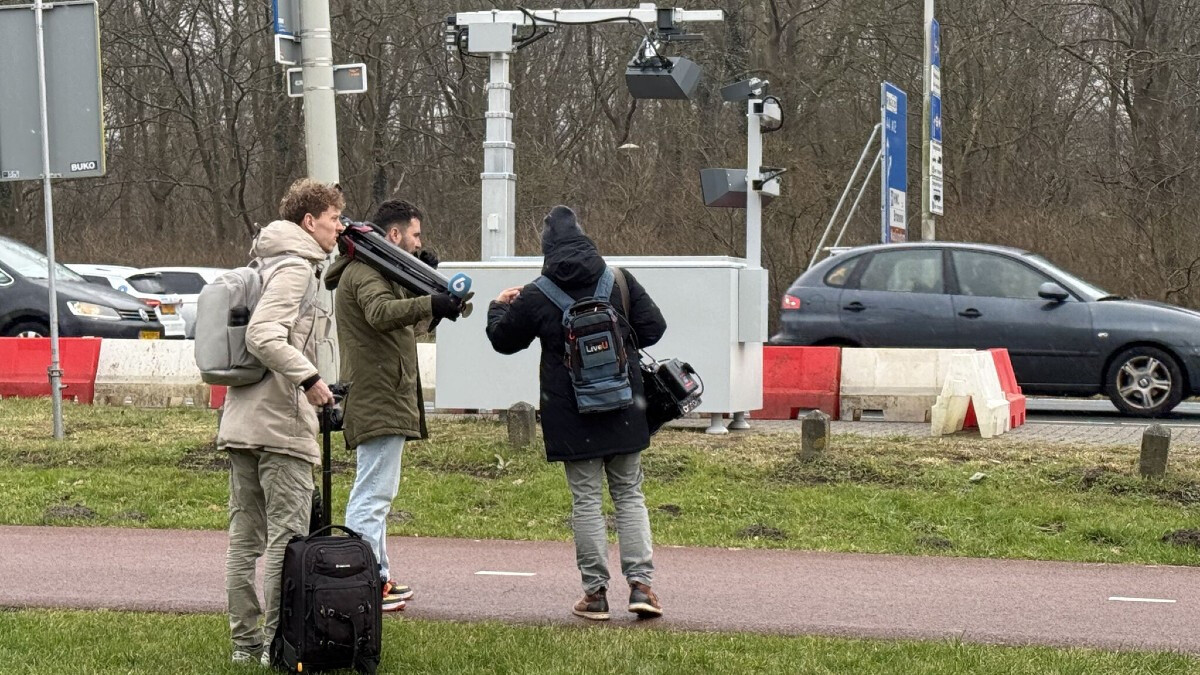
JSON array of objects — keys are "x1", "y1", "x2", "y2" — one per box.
[
  {"x1": 481, "y1": 53, "x2": 515, "y2": 260},
  {"x1": 299, "y1": 0, "x2": 339, "y2": 382},
  {"x1": 921, "y1": 0, "x2": 935, "y2": 241},
  {"x1": 744, "y1": 97, "x2": 763, "y2": 269},
  {"x1": 33, "y1": 0, "x2": 64, "y2": 439}
]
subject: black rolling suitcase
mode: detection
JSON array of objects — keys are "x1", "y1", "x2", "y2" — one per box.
[{"x1": 270, "y1": 404, "x2": 382, "y2": 674}]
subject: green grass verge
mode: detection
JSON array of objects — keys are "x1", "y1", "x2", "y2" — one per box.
[
  {"x1": 1, "y1": 610, "x2": 1196, "y2": 674},
  {"x1": 3, "y1": 399, "x2": 1200, "y2": 565}
]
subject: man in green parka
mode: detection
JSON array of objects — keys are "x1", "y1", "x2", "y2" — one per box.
[{"x1": 324, "y1": 199, "x2": 461, "y2": 612}]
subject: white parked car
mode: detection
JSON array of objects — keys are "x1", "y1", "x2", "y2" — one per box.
[
  {"x1": 66, "y1": 264, "x2": 188, "y2": 338},
  {"x1": 133, "y1": 267, "x2": 230, "y2": 338}
]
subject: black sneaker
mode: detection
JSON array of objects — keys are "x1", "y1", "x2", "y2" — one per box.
[
  {"x1": 230, "y1": 643, "x2": 264, "y2": 664},
  {"x1": 382, "y1": 580, "x2": 408, "y2": 612},
  {"x1": 572, "y1": 588, "x2": 610, "y2": 621},
  {"x1": 628, "y1": 581, "x2": 663, "y2": 618},
  {"x1": 384, "y1": 579, "x2": 414, "y2": 601}
]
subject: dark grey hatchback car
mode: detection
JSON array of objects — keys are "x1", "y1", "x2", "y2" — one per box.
[
  {"x1": 771, "y1": 242, "x2": 1200, "y2": 417},
  {"x1": 0, "y1": 236, "x2": 164, "y2": 339}
]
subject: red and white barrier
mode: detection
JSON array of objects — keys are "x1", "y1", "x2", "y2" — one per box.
[
  {"x1": 756, "y1": 346, "x2": 840, "y2": 419},
  {"x1": 0, "y1": 337, "x2": 103, "y2": 403},
  {"x1": 932, "y1": 352, "x2": 1012, "y2": 438},
  {"x1": 0, "y1": 339, "x2": 1028, "y2": 440},
  {"x1": 839, "y1": 348, "x2": 976, "y2": 422}
]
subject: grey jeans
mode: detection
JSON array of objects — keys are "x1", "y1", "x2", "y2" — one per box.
[
  {"x1": 226, "y1": 448, "x2": 313, "y2": 649},
  {"x1": 563, "y1": 451, "x2": 654, "y2": 594}
]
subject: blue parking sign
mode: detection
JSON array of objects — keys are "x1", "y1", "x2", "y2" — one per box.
[{"x1": 881, "y1": 82, "x2": 908, "y2": 243}]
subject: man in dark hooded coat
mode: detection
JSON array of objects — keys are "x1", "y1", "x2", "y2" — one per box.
[{"x1": 486, "y1": 205, "x2": 668, "y2": 620}]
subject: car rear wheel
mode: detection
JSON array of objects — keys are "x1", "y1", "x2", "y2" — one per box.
[
  {"x1": 4, "y1": 321, "x2": 51, "y2": 338},
  {"x1": 1105, "y1": 346, "x2": 1184, "y2": 417}
]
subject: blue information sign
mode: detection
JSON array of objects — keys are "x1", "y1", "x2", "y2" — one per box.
[{"x1": 881, "y1": 82, "x2": 908, "y2": 243}]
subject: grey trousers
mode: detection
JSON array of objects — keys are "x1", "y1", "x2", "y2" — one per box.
[
  {"x1": 226, "y1": 448, "x2": 313, "y2": 649},
  {"x1": 563, "y1": 451, "x2": 654, "y2": 595}
]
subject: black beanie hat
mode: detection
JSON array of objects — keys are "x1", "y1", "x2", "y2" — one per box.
[{"x1": 541, "y1": 205, "x2": 583, "y2": 254}]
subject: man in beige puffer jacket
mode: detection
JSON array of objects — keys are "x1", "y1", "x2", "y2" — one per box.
[{"x1": 217, "y1": 178, "x2": 343, "y2": 665}]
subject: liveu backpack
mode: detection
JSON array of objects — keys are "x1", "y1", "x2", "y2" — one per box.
[
  {"x1": 533, "y1": 267, "x2": 633, "y2": 413},
  {"x1": 194, "y1": 255, "x2": 311, "y2": 386}
]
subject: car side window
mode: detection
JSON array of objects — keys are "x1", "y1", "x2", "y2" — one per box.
[
  {"x1": 952, "y1": 251, "x2": 1053, "y2": 300},
  {"x1": 824, "y1": 256, "x2": 861, "y2": 288},
  {"x1": 856, "y1": 250, "x2": 944, "y2": 294},
  {"x1": 0, "y1": 268, "x2": 11, "y2": 285}
]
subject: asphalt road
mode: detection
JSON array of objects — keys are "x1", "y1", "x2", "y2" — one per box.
[
  {"x1": 4, "y1": 526, "x2": 1200, "y2": 654},
  {"x1": 1026, "y1": 398, "x2": 1200, "y2": 429}
]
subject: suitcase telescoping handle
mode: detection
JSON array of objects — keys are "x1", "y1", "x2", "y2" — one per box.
[
  {"x1": 320, "y1": 405, "x2": 335, "y2": 530},
  {"x1": 306, "y1": 524, "x2": 363, "y2": 540}
]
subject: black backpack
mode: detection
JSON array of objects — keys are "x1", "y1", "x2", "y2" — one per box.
[
  {"x1": 271, "y1": 410, "x2": 381, "y2": 674},
  {"x1": 534, "y1": 267, "x2": 633, "y2": 413},
  {"x1": 269, "y1": 525, "x2": 381, "y2": 674}
]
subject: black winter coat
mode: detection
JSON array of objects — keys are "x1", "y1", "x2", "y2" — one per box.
[{"x1": 486, "y1": 236, "x2": 667, "y2": 463}]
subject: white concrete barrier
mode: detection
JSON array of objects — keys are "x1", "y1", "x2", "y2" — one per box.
[
  {"x1": 94, "y1": 340, "x2": 212, "y2": 407},
  {"x1": 839, "y1": 348, "x2": 976, "y2": 422},
  {"x1": 418, "y1": 342, "x2": 436, "y2": 404},
  {"x1": 931, "y1": 352, "x2": 1011, "y2": 438}
]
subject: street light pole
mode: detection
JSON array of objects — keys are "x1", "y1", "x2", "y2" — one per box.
[
  {"x1": 299, "y1": 0, "x2": 339, "y2": 381},
  {"x1": 921, "y1": 0, "x2": 936, "y2": 241}
]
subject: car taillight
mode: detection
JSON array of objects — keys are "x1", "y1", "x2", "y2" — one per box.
[{"x1": 781, "y1": 294, "x2": 802, "y2": 310}]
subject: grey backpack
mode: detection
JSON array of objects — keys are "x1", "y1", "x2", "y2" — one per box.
[{"x1": 194, "y1": 255, "x2": 310, "y2": 386}]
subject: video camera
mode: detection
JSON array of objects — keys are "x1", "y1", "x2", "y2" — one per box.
[
  {"x1": 641, "y1": 356, "x2": 702, "y2": 435},
  {"x1": 337, "y1": 217, "x2": 474, "y2": 329},
  {"x1": 320, "y1": 382, "x2": 349, "y2": 434}
]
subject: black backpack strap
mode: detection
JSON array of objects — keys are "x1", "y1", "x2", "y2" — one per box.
[{"x1": 611, "y1": 267, "x2": 630, "y2": 316}]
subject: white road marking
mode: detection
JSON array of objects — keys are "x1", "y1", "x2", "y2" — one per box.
[
  {"x1": 1108, "y1": 596, "x2": 1176, "y2": 604},
  {"x1": 475, "y1": 570, "x2": 537, "y2": 577}
]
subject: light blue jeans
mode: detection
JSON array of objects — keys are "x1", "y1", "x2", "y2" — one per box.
[{"x1": 345, "y1": 435, "x2": 406, "y2": 582}]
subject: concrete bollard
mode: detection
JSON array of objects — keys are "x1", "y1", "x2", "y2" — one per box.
[
  {"x1": 507, "y1": 402, "x2": 537, "y2": 449},
  {"x1": 800, "y1": 410, "x2": 830, "y2": 462},
  {"x1": 1139, "y1": 424, "x2": 1171, "y2": 478}
]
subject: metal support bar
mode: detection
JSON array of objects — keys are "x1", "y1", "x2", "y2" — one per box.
[
  {"x1": 453, "y1": 5, "x2": 723, "y2": 26},
  {"x1": 808, "y1": 123, "x2": 881, "y2": 270},
  {"x1": 832, "y1": 149, "x2": 883, "y2": 249}
]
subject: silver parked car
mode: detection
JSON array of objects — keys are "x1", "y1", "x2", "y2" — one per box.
[{"x1": 131, "y1": 267, "x2": 230, "y2": 338}]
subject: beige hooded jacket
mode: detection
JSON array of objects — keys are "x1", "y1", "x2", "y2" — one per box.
[{"x1": 217, "y1": 220, "x2": 330, "y2": 464}]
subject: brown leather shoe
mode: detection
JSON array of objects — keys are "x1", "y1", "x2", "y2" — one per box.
[
  {"x1": 628, "y1": 581, "x2": 663, "y2": 618},
  {"x1": 572, "y1": 588, "x2": 610, "y2": 621}
]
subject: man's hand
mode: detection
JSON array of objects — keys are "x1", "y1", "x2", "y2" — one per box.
[
  {"x1": 305, "y1": 378, "x2": 334, "y2": 407},
  {"x1": 495, "y1": 286, "x2": 522, "y2": 304},
  {"x1": 417, "y1": 248, "x2": 439, "y2": 269},
  {"x1": 431, "y1": 293, "x2": 462, "y2": 321}
]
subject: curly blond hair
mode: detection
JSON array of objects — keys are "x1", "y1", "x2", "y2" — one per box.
[{"x1": 278, "y1": 178, "x2": 345, "y2": 224}]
